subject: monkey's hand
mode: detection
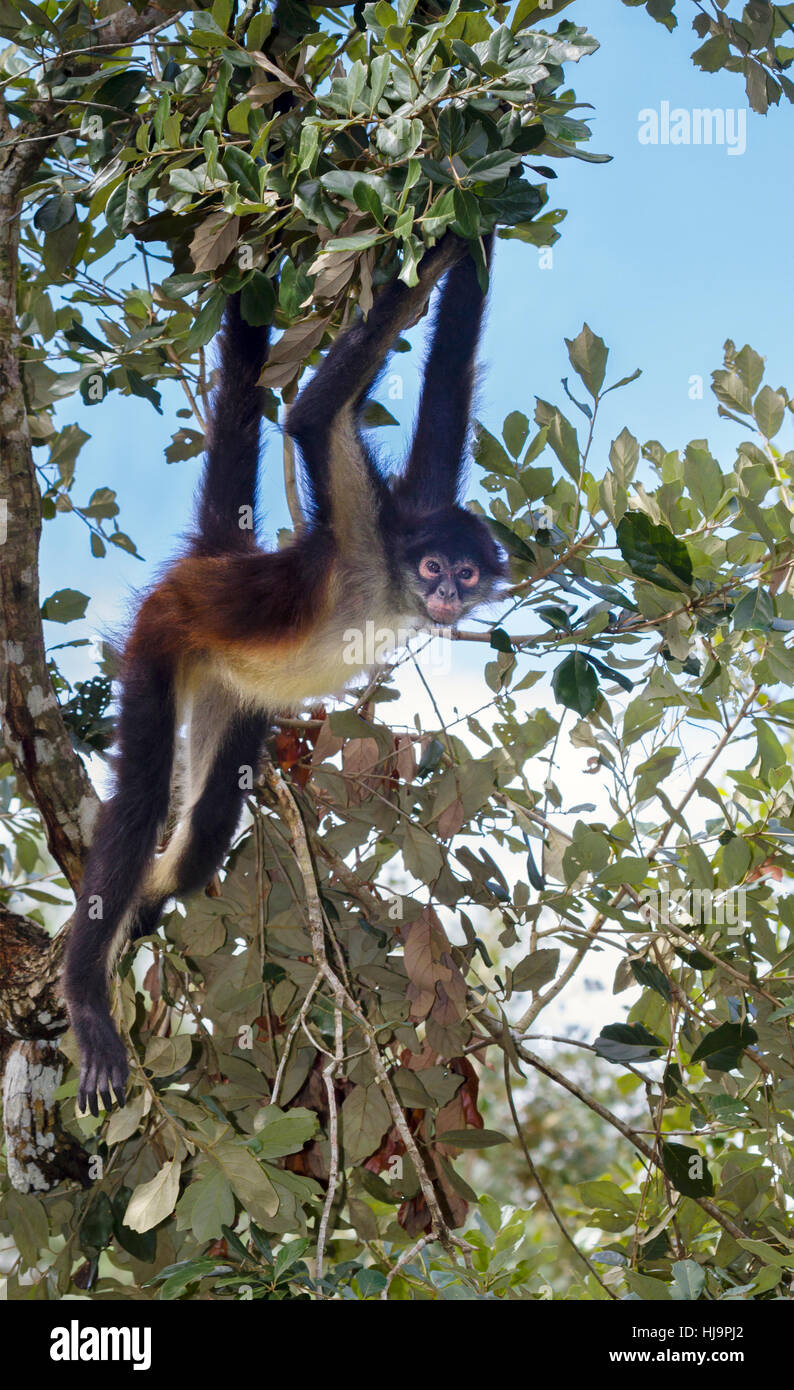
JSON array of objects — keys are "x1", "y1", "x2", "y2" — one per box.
[{"x1": 72, "y1": 1006, "x2": 129, "y2": 1117}]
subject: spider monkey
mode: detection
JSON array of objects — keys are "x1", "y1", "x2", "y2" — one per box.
[{"x1": 64, "y1": 231, "x2": 507, "y2": 1114}]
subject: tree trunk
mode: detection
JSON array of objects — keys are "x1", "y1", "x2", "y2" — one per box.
[{"x1": 0, "y1": 3, "x2": 186, "y2": 1192}]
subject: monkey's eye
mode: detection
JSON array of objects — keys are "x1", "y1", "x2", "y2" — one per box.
[
  {"x1": 457, "y1": 566, "x2": 479, "y2": 586},
  {"x1": 420, "y1": 558, "x2": 442, "y2": 578}
]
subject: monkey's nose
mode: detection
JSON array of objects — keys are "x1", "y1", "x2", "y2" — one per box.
[{"x1": 435, "y1": 582, "x2": 456, "y2": 601}]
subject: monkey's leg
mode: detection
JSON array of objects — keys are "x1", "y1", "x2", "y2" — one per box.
[
  {"x1": 64, "y1": 657, "x2": 176, "y2": 1115},
  {"x1": 173, "y1": 706, "x2": 268, "y2": 895},
  {"x1": 139, "y1": 677, "x2": 268, "y2": 916}
]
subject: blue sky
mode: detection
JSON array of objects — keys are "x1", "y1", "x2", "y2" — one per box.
[{"x1": 41, "y1": 1, "x2": 794, "y2": 678}]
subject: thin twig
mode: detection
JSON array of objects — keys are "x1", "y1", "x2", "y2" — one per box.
[
  {"x1": 270, "y1": 973, "x2": 321, "y2": 1107},
  {"x1": 282, "y1": 434, "x2": 304, "y2": 529},
  {"x1": 316, "y1": 1005, "x2": 343, "y2": 1291},
  {"x1": 502, "y1": 1050, "x2": 617, "y2": 1298},
  {"x1": 380, "y1": 1234, "x2": 432, "y2": 1300}
]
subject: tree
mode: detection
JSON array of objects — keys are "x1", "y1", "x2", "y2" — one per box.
[{"x1": 1, "y1": 0, "x2": 794, "y2": 1302}]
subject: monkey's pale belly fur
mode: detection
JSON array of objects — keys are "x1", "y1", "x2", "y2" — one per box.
[
  {"x1": 211, "y1": 588, "x2": 416, "y2": 711},
  {"x1": 143, "y1": 594, "x2": 412, "y2": 903}
]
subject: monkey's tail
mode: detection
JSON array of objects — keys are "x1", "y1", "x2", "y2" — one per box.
[{"x1": 193, "y1": 294, "x2": 271, "y2": 555}]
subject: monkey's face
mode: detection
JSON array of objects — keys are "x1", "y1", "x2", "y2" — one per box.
[
  {"x1": 397, "y1": 505, "x2": 508, "y2": 626},
  {"x1": 413, "y1": 553, "x2": 485, "y2": 624}
]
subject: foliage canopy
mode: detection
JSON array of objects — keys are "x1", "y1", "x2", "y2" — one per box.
[{"x1": 2, "y1": 0, "x2": 794, "y2": 1302}]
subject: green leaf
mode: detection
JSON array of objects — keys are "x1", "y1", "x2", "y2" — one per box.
[
  {"x1": 184, "y1": 291, "x2": 225, "y2": 352},
  {"x1": 41, "y1": 589, "x2": 89, "y2": 624},
  {"x1": 92, "y1": 69, "x2": 147, "y2": 113},
  {"x1": 579, "y1": 1180, "x2": 636, "y2": 1215},
  {"x1": 5, "y1": 1192, "x2": 49, "y2": 1267},
  {"x1": 222, "y1": 145, "x2": 261, "y2": 200},
  {"x1": 466, "y1": 150, "x2": 522, "y2": 184},
  {"x1": 154, "y1": 1257, "x2": 221, "y2": 1300},
  {"x1": 609, "y1": 427, "x2": 639, "y2": 488},
  {"x1": 692, "y1": 34, "x2": 730, "y2": 73},
  {"x1": 534, "y1": 399, "x2": 579, "y2": 478},
  {"x1": 240, "y1": 271, "x2": 276, "y2": 327},
  {"x1": 565, "y1": 323, "x2": 608, "y2": 397},
  {"x1": 249, "y1": 1105, "x2": 318, "y2": 1160},
  {"x1": 12, "y1": 0, "x2": 60, "y2": 34},
  {"x1": 598, "y1": 855, "x2": 650, "y2": 886},
  {"x1": 684, "y1": 443, "x2": 722, "y2": 517},
  {"x1": 711, "y1": 368, "x2": 753, "y2": 415},
  {"x1": 210, "y1": 57, "x2": 232, "y2": 131},
  {"x1": 474, "y1": 422, "x2": 515, "y2": 477},
  {"x1": 490, "y1": 626, "x2": 514, "y2": 654},
  {"x1": 368, "y1": 52, "x2": 391, "y2": 109},
  {"x1": 452, "y1": 188, "x2": 479, "y2": 238},
  {"x1": 124, "y1": 369, "x2": 162, "y2": 415},
  {"x1": 353, "y1": 179, "x2": 385, "y2": 223},
  {"x1": 754, "y1": 719, "x2": 786, "y2": 777},
  {"x1": 510, "y1": 948, "x2": 559, "y2": 992},
  {"x1": 438, "y1": 1129, "x2": 509, "y2": 1148},
  {"x1": 378, "y1": 116, "x2": 422, "y2": 159},
  {"x1": 594, "y1": 1023, "x2": 664, "y2": 1065},
  {"x1": 563, "y1": 826, "x2": 610, "y2": 882},
  {"x1": 660, "y1": 1142, "x2": 714, "y2": 1198},
  {"x1": 34, "y1": 193, "x2": 76, "y2": 233},
  {"x1": 689, "y1": 1020, "x2": 757, "y2": 1072},
  {"x1": 753, "y1": 385, "x2": 785, "y2": 439},
  {"x1": 734, "y1": 344, "x2": 764, "y2": 393},
  {"x1": 274, "y1": 1238, "x2": 310, "y2": 1283},
  {"x1": 483, "y1": 518, "x2": 535, "y2": 564},
  {"x1": 552, "y1": 652, "x2": 599, "y2": 716},
  {"x1": 721, "y1": 833, "x2": 751, "y2": 888},
  {"x1": 323, "y1": 233, "x2": 382, "y2": 253},
  {"x1": 732, "y1": 587, "x2": 774, "y2": 631},
  {"x1": 630, "y1": 958, "x2": 672, "y2": 1000},
  {"x1": 736, "y1": 1238, "x2": 794, "y2": 1269},
  {"x1": 616, "y1": 513, "x2": 693, "y2": 591},
  {"x1": 213, "y1": 1141, "x2": 279, "y2": 1224},
  {"x1": 340, "y1": 1084, "x2": 392, "y2": 1164},
  {"x1": 438, "y1": 104, "x2": 465, "y2": 154},
  {"x1": 500, "y1": 214, "x2": 562, "y2": 248},
  {"x1": 502, "y1": 410, "x2": 529, "y2": 458},
  {"x1": 188, "y1": 1168, "x2": 235, "y2": 1244},
  {"x1": 165, "y1": 427, "x2": 204, "y2": 463},
  {"x1": 480, "y1": 178, "x2": 542, "y2": 227},
  {"x1": 360, "y1": 400, "x2": 399, "y2": 428},
  {"x1": 83, "y1": 487, "x2": 118, "y2": 521}
]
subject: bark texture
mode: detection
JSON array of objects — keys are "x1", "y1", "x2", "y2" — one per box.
[{"x1": 0, "y1": 3, "x2": 184, "y2": 1191}]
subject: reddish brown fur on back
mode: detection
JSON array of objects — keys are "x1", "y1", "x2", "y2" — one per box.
[{"x1": 125, "y1": 532, "x2": 335, "y2": 667}]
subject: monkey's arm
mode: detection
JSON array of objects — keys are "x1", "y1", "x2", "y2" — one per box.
[
  {"x1": 396, "y1": 233, "x2": 494, "y2": 512},
  {"x1": 286, "y1": 234, "x2": 467, "y2": 525},
  {"x1": 193, "y1": 295, "x2": 270, "y2": 555}
]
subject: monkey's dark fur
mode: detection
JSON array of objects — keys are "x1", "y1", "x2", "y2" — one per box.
[{"x1": 64, "y1": 233, "x2": 506, "y2": 1114}]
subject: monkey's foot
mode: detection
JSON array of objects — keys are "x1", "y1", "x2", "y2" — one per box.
[{"x1": 73, "y1": 1009, "x2": 129, "y2": 1117}]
